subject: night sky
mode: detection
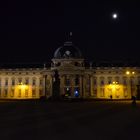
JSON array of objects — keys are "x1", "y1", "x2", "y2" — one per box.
[{"x1": 1, "y1": 1, "x2": 140, "y2": 63}]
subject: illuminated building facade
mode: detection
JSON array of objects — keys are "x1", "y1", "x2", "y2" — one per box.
[{"x1": 0, "y1": 41, "x2": 140, "y2": 100}]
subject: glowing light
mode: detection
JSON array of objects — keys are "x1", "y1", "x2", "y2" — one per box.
[
  {"x1": 14, "y1": 84, "x2": 31, "y2": 99},
  {"x1": 105, "y1": 83, "x2": 124, "y2": 99},
  {"x1": 112, "y1": 13, "x2": 118, "y2": 19},
  {"x1": 66, "y1": 87, "x2": 69, "y2": 91},
  {"x1": 126, "y1": 71, "x2": 130, "y2": 75},
  {"x1": 74, "y1": 90, "x2": 79, "y2": 97},
  {"x1": 126, "y1": 71, "x2": 135, "y2": 75},
  {"x1": 113, "y1": 81, "x2": 118, "y2": 84},
  {"x1": 132, "y1": 71, "x2": 135, "y2": 75}
]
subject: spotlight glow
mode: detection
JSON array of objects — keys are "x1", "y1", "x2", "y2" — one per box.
[{"x1": 112, "y1": 13, "x2": 118, "y2": 19}]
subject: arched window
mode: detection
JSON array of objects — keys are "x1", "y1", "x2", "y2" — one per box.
[
  {"x1": 108, "y1": 77, "x2": 112, "y2": 84},
  {"x1": 100, "y1": 77, "x2": 105, "y2": 86},
  {"x1": 11, "y1": 78, "x2": 15, "y2": 86},
  {"x1": 5, "y1": 79, "x2": 8, "y2": 86}
]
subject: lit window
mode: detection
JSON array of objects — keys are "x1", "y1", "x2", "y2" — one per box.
[
  {"x1": 11, "y1": 89, "x2": 14, "y2": 97},
  {"x1": 25, "y1": 89, "x2": 28, "y2": 97},
  {"x1": 5, "y1": 89, "x2": 8, "y2": 97},
  {"x1": 18, "y1": 89, "x2": 21, "y2": 97},
  {"x1": 100, "y1": 87, "x2": 105, "y2": 97}
]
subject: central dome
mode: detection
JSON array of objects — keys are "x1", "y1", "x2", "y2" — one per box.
[{"x1": 54, "y1": 41, "x2": 82, "y2": 59}]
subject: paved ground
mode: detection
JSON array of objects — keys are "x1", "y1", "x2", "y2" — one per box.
[{"x1": 0, "y1": 100, "x2": 140, "y2": 140}]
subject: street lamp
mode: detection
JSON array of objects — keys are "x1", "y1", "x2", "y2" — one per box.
[{"x1": 125, "y1": 71, "x2": 135, "y2": 98}]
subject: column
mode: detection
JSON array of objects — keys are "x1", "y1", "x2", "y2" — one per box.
[
  {"x1": 90, "y1": 75, "x2": 93, "y2": 97},
  {"x1": 43, "y1": 75, "x2": 46, "y2": 97},
  {"x1": 50, "y1": 74, "x2": 53, "y2": 97},
  {"x1": 127, "y1": 77, "x2": 132, "y2": 99},
  {"x1": 79, "y1": 75, "x2": 83, "y2": 98},
  {"x1": 71, "y1": 75, "x2": 74, "y2": 97},
  {"x1": 60, "y1": 75, "x2": 65, "y2": 96},
  {"x1": 82, "y1": 76, "x2": 86, "y2": 98}
]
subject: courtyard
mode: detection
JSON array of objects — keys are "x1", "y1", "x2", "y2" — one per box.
[{"x1": 0, "y1": 100, "x2": 140, "y2": 140}]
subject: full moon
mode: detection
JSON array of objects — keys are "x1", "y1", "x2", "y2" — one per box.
[{"x1": 112, "y1": 13, "x2": 118, "y2": 19}]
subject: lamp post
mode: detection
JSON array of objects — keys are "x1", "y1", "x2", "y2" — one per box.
[{"x1": 125, "y1": 71, "x2": 135, "y2": 98}]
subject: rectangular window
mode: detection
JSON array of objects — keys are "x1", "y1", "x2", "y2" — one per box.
[
  {"x1": 39, "y1": 89, "x2": 42, "y2": 96},
  {"x1": 25, "y1": 79, "x2": 29, "y2": 85},
  {"x1": 65, "y1": 79, "x2": 70, "y2": 86},
  {"x1": 32, "y1": 89, "x2": 36, "y2": 97},
  {"x1": 5, "y1": 79, "x2": 8, "y2": 86},
  {"x1": 40, "y1": 79, "x2": 43, "y2": 86},
  {"x1": 12, "y1": 79, "x2": 15, "y2": 86},
  {"x1": 108, "y1": 77, "x2": 112, "y2": 84},
  {"x1": 33, "y1": 79, "x2": 36, "y2": 86},
  {"x1": 94, "y1": 79, "x2": 97, "y2": 86},
  {"x1": 75, "y1": 77, "x2": 79, "y2": 86}
]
